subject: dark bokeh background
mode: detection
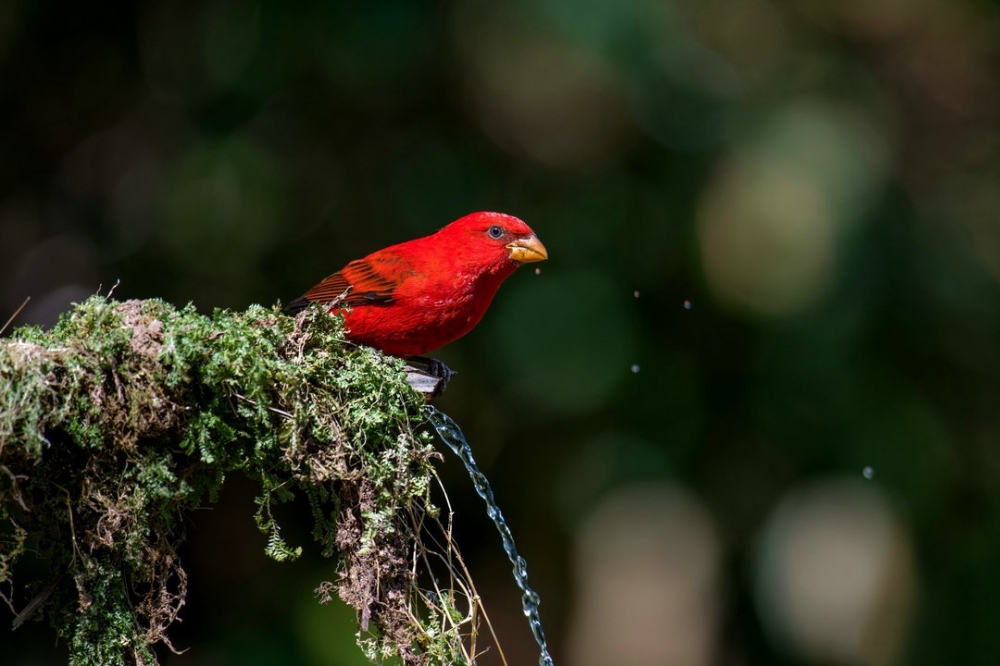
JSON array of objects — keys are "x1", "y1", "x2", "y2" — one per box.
[{"x1": 3, "y1": 0, "x2": 1000, "y2": 664}]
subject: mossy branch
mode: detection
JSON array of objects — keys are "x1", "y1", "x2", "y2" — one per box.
[{"x1": 0, "y1": 296, "x2": 479, "y2": 666}]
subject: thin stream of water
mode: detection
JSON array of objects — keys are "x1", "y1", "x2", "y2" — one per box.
[{"x1": 425, "y1": 405, "x2": 555, "y2": 666}]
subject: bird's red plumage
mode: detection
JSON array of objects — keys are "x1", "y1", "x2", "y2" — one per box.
[{"x1": 288, "y1": 212, "x2": 547, "y2": 357}]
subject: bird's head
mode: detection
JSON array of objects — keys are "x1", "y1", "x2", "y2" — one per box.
[{"x1": 441, "y1": 212, "x2": 548, "y2": 269}]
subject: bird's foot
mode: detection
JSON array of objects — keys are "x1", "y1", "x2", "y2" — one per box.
[{"x1": 403, "y1": 356, "x2": 456, "y2": 398}]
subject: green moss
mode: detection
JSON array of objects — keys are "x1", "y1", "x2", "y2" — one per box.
[{"x1": 0, "y1": 296, "x2": 469, "y2": 665}]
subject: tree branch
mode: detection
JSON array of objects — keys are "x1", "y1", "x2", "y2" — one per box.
[{"x1": 0, "y1": 296, "x2": 469, "y2": 665}]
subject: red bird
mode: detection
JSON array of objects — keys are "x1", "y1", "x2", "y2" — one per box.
[{"x1": 287, "y1": 212, "x2": 547, "y2": 357}]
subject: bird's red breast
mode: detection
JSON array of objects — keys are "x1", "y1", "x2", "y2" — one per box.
[{"x1": 287, "y1": 212, "x2": 547, "y2": 357}]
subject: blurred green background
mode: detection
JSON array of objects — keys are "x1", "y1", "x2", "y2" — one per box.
[{"x1": 2, "y1": 0, "x2": 1000, "y2": 664}]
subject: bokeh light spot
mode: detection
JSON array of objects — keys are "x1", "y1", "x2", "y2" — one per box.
[
  {"x1": 490, "y1": 269, "x2": 637, "y2": 414},
  {"x1": 569, "y1": 484, "x2": 721, "y2": 666},
  {"x1": 453, "y1": 2, "x2": 630, "y2": 169},
  {"x1": 698, "y1": 102, "x2": 888, "y2": 316},
  {"x1": 162, "y1": 136, "x2": 284, "y2": 271},
  {"x1": 755, "y1": 479, "x2": 915, "y2": 665}
]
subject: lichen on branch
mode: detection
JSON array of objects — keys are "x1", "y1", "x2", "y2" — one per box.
[{"x1": 0, "y1": 296, "x2": 472, "y2": 665}]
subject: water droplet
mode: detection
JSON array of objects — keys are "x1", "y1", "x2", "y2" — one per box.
[
  {"x1": 683, "y1": 300, "x2": 692, "y2": 310},
  {"x1": 534, "y1": 267, "x2": 542, "y2": 275},
  {"x1": 633, "y1": 290, "x2": 640, "y2": 298},
  {"x1": 863, "y1": 466, "x2": 875, "y2": 480},
  {"x1": 631, "y1": 364, "x2": 640, "y2": 373}
]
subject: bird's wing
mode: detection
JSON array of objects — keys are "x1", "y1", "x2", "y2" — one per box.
[{"x1": 285, "y1": 255, "x2": 407, "y2": 313}]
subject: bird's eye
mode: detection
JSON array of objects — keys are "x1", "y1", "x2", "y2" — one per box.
[{"x1": 487, "y1": 225, "x2": 505, "y2": 239}]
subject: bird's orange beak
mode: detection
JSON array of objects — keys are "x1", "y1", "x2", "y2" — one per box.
[{"x1": 507, "y1": 235, "x2": 548, "y2": 264}]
